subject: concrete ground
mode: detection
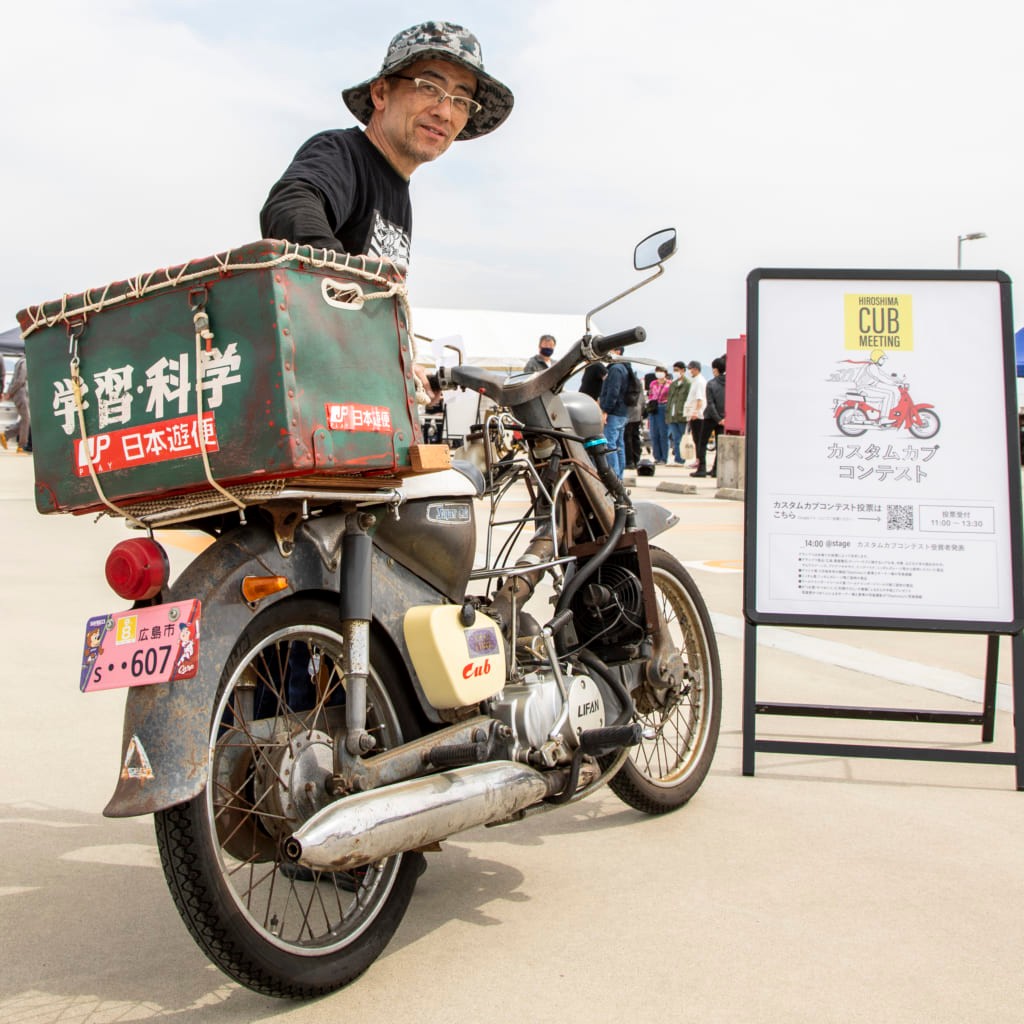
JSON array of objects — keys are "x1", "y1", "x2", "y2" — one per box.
[{"x1": 1, "y1": 448, "x2": 1022, "y2": 1024}]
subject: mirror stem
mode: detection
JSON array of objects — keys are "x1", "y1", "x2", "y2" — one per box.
[{"x1": 584, "y1": 263, "x2": 665, "y2": 334}]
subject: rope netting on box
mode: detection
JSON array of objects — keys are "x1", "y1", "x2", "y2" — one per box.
[
  {"x1": 20, "y1": 243, "x2": 420, "y2": 528},
  {"x1": 19, "y1": 243, "x2": 412, "y2": 337}
]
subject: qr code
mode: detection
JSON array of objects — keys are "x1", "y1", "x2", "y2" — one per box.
[{"x1": 886, "y1": 504, "x2": 914, "y2": 531}]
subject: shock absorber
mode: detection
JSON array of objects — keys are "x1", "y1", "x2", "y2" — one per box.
[{"x1": 339, "y1": 511, "x2": 376, "y2": 756}]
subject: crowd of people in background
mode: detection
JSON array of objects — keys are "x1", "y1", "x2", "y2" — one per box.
[
  {"x1": 576, "y1": 346, "x2": 727, "y2": 481},
  {"x1": 425, "y1": 330, "x2": 728, "y2": 485}
]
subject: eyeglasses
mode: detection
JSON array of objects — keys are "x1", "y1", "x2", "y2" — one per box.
[{"x1": 390, "y1": 75, "x2": 482, "y2": 118}]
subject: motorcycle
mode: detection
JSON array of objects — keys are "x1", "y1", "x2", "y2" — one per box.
[
  {"x1": 84, "y1": 228, "x2": 722, "y2": 997},
  {"x1": 833, "y1": 377, "x2": 940, "y2": 439}
]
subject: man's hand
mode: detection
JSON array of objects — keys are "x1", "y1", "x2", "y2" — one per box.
[{"x1": 413, "y1": 364, "x2": 441, "y2": 405}]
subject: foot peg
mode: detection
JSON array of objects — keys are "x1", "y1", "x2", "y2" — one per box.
[
  {"x1": 577, "y1": 723, "x2": 644, "y2": 755},
  {"x1": 426, "y1": 741, "x2": 489, "y2": 767},
  {"x1": 426, "y1": 723, "x2": 503, "y2": 769}
]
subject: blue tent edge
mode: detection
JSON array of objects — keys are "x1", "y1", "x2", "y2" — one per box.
[{"x1": 0, "y1": 326, "x2": 24, "y2": 353}]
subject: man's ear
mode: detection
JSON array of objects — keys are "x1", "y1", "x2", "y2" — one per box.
[{"x1": 369, "y1": 77, "x2": 389, "y2": 113}]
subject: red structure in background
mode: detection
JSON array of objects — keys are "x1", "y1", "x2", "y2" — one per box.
[{"x1": 724, "y1": 334, "x2": 746, "y2": 434}]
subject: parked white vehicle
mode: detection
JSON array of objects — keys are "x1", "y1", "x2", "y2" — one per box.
[{"x1": 0, "y1": 352, "x2": 20, "y2": 439}]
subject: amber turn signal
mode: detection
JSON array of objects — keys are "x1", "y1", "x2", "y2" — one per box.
[{"x1": 241, "y1": 575, "x2": 290, "y2": 604}]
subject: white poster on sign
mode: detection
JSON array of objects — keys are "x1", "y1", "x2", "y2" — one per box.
[{"x1": 748, "y1": 271, "x2": 1020, "y2": 629}]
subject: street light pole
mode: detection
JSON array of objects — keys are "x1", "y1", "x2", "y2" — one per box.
[{"x1": 957, "y1": 231, "x2": 987, "y2": 269}]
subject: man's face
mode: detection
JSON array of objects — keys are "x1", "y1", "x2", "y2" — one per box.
[
  {"x1": 367, "y1": 59, "x2": 479, "y2": 178},
  {"x1": 688, "y1": 366, "x2": 698, "y2": 377}
]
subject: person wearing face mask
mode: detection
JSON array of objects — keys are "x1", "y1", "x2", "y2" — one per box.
[
  {"x1": 646, "y1": 366, "x2": 671, "y2": 464},
  {"x1": 684, "y1": 360, "x2": 709, "y2": 476},
  {"x1": 523, "y1": 334, "x2": 556, "y2": 373},
  {"x1": 598, "y1": 346, "x2": 634, "y2": 479},
  {"x1": 705, "y1": 355, "x2": 727, "y2": 478},
  {"x1": 665, "y1": 360, "x2": 691, "y2": 465}
]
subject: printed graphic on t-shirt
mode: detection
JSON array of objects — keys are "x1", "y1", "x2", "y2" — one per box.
[{"x1": 368, "y1": 210, "x2": 411, "y2": 272}]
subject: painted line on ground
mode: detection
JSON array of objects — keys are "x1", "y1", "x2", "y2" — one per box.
[
  {"x1": 684, "y1": 559, "x2": 742, "y2": 573},
  {"x1": 0, "y1": 818, "x2": 86, "y2": 829},
  {"x1": 60, "y1": 844, "x2": 161, "y2": 868},
  {"x1": 711, "y1": 612, "x2": 1012, "y2": 711}
]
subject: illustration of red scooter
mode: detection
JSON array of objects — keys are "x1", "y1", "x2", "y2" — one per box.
[{"x1": 833, "y1": 378, "x2": 940, "y2": 438}]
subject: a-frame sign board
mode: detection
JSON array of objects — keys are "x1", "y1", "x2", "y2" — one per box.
[{"x1": 743, "y1": 269, "x2": 1023, "y2": 789}]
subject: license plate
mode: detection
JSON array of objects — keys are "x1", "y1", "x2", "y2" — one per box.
[{"x1": 80, "y1": 600, "x2": 201, "y2": 693}]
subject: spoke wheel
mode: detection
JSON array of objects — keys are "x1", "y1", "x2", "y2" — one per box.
[
  {"x1": 154, "y1": 598, "x2": 423, "y2": 998},
  {"x1": 604, "y1": 548, "x2": 722, "y2": 813},
  {"x1": 836, "y1": 407, "x2": 869, "y2": 436}
]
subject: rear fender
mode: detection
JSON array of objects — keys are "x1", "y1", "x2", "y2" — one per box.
[{"x1": 103, "y1": 513, "x2": 445, "y2": 818}]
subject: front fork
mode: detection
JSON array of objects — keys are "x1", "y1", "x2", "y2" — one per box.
[{"x1": 338, "y1": 512, "x2": 377, "y2": 762}]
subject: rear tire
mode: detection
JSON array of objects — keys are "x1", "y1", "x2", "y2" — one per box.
[
  {"x1": 154, "y1": 598, "x2": 423, "y2": 998},
  {"x1": 605, "y1": 549, "x2": 722, "y2": 813},
  {"x1": 836, "y1": 407, "x2": 869, "y2": 436}
]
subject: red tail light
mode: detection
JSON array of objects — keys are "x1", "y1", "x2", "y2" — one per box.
[{"x1": 105, "y1": 538, "x2": 170, "y2": 601}]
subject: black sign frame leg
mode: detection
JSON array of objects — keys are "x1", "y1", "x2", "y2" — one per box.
[{"x1": 742, "y1": 621, "x2": 1024, "y2": 789}]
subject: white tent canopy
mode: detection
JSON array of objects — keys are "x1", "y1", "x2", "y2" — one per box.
[
  {"x1": 410, "y1": 307, "x2": 588, "y2": 371},
  {"x1": 409, "y1": 307, "x2": 595, "y2": 443}
]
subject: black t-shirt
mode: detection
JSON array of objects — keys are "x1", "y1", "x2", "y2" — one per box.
[
  {"x1": 260, "y1": 128, "x2": 413, "y2": 272},
  {"x1": 579, "y1": 361, "x2": 606, "y2": 400}
]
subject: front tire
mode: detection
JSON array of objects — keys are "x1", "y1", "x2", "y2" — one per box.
[
  {"x1": 606, "y1": 549, "x2": 722, "y2": 813},
  {"x1": 909, "y1": 408, "x2": 940, "y2": 439},
  {"x1": 154, "y1": 598, "x2": 424, "y2": 998}
]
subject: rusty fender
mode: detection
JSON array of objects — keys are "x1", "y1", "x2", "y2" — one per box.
[{"x1": 103, "y1": 512, "x2": 446, "y2": 818}]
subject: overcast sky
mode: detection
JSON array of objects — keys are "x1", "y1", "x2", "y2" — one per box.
[{"x1": 2, "y1": 0, "x2": 1020, "y2": 369}]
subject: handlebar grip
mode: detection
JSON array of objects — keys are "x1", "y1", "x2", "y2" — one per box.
[{"x1": 589, "y1": 327, "x2": 646, "y2": 358}]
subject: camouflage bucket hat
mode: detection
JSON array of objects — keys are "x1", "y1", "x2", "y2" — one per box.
[{"x1": 342, "y1": 21, "x2": 514, "y2": 140}]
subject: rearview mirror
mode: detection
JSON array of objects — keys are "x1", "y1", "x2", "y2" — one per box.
[
  {"x1": 634, "y1": 228, "x2": 677, "y2": 271},
  {"x1": 584, "y1": 227, "x2": 677, "y2": 333}
]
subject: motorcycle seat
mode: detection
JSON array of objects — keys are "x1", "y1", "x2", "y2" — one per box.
[{"x1": 395, "y1": 459, "x2": 485, "y2": 501}]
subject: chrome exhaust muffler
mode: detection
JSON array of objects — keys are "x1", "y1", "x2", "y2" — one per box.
[{"x1": 284, "y1": 760, "x2": 556, "y2": 871}]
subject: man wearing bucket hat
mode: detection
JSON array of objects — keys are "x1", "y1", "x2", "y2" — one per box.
[{"x1": 260, "y1": 21, "x2": 513, "y2": 272}]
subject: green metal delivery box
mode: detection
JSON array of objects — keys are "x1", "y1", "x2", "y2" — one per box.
[{"x1": 16, "y1": 240, "x2": 423, "y2": 515}]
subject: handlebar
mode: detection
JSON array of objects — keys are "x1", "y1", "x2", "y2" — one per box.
[
  {"x1": 436, "y1": 326, "x2": 646, "y2": 409},
  {"x1": 586, "y1": 326, "x2": 647, "y2": 359}
]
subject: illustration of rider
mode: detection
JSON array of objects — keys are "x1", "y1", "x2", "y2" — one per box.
[
  {"x1": 828, "y1": 349, "x2": 940, "y2": 439},
  {"x1": 829, "y1": 348, "x2": 900, "y2": 420}
]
